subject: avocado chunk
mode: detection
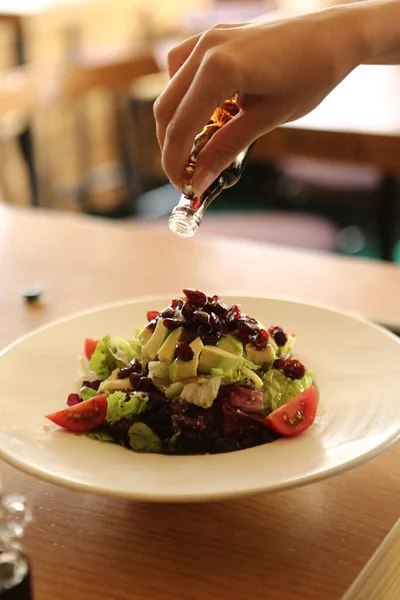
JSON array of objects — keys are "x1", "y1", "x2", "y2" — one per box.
[
  {"x1": 137, "y1": 324, "x2": 153, "y2": 345},
  {"x1": 142, "y1": 319, "x2": 169, "y2": 360},
  {"x1": 245, "y1": 343, "x2": 276, "y2": 366},
  {"x1": 217, "y1": 334, "x2": 243, "y2": 356},
  {"x1": 168, "y1": 337, "x2": 204, "y2": 383},
  {"x1": 158, "y1": 327, "x2": 184, "y2": 364},
  {"x1": 198, "y1": 346, "x2": 244, "y2": 374}
]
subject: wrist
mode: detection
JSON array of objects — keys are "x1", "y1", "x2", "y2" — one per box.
[{"x1": 352, "y1": 0, "x2": 400, "y2": 64}]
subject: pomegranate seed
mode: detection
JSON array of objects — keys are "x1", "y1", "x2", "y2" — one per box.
[
  {"x1": 210, "y1": 297, "x2": 228, "y2": 316},
  {"x1": 118, "y1": 359, "x2": 142, "y2": 379},
  {"x1": 163, "y1": 317, "x2": 185, "y2": 330},
  {"x1": 193, "y1": 310, "x2": 210, "y2": 326},
  {"x1": 171, "y1": 298, "x2": 184, "y2": 309},
  {"x1": 146, "y1": 319, "x2": 157, "y2": 332},
  {"x1": 129, "y1": 373, "x2": 141, "y2": 389},
  {"x1": 82, "y1": 379, "x2": 101, "y2": 391},
  {"x1": 273, "y1": 354, "x2": 290, "y2": 370},
  {"x1": 269, "y1": 326, "x2": 288, "y2": 347},
  {"x1": 237, "y1": 318, "x2": 259, "y2": 335},
  {"x1": 209, "y1": 313, "x2": 222, "y2": 329},
  {"x1": 175, "y1": 342, "x2": 195, "y2": 361},
  {"x1": 147, "y1": 310, "x2": 159, "y2": 322},
  {"x1": 137, "y1": 377, "x2": 155, "y2": 392},
  {"x1": 67, "y1": 393, "x2": 81, "y2": 406},
  {"x1": 252, "y1": 329, "x2": 269, "y2": 350},
  {"x1": 226, "y1": 304, "x2": 241, "y2": 322},
  {"x1": 181, "y1": 302, "x2": 195, "y2": 320},
  {"x1": 201, "y1": 333, "x2": 221, "y2": 346},
  {"x1": 283, "y1": 359, "x2": 306, "y2": 380},
  {"x1": 182, "y1": 288, "x2": 207, "y2": 308}
]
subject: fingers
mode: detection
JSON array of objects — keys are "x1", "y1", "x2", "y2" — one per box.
[
  {"x1": 166, "y1": 34, "x2": 201, "y2": 78},
  {"x1": 160, "y1": 50, "x2": 238, "y2": 190},
  {"x1": 189, "y1": 100, "x2": 276, "y2": 195},
  {"x1": 154, "y1": 50, "x2": 202, "y2": 149},
  {"x1": 154, "y1": 25, "x2": 237, "y2": 159}
]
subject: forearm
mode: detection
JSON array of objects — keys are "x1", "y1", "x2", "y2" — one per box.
[{"x1": 344, "y1": 0, "x2": 400, "y2": 64}]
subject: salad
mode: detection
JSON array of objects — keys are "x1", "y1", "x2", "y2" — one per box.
[{"x1": 46, "y1": 290, "x2": 317, "y2": 454}]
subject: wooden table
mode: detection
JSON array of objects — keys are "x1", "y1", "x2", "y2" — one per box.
[{"x1": 1, "y1": 205, "x2": 400, "y2": 599}]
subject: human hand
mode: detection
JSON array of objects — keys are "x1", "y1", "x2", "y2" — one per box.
[{"x1": 154, "y1": 5, "x2": 367, "y2": 196}]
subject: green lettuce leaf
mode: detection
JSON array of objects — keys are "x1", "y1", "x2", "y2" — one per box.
[
  {"x1": 263, "y1": 368, "x2": 314, "y2": 412},
  {"x1": 148, "y1": 361, "x2": 170, "y2": 388},
  {"x1": 210, "y1": 367, "x2": 262, "y2": 388},
  {"x1": 165, "y1": 382, "x2": 184, "y2": 399},
  {"x1": 180, "y1": 376, "x2": 223, "y2": 409},
  {"x1": 89, "y1": 336, "x2": 117, "y2": 380},
  {"x1": 128, "y1": 422, "x2": 163, "y2": 453},
  {"x1": 87, "y1": 430, "x2": 116, "y2": 443},
  {"x1": 109, "y1": 336, "x2": 142, "y2": 367},
  {"x1": 80, "y1": 386, "x2": 100, "y2": 401},
  {"x1": 106, "y1": 391, "x2": 149, "y2": 425}
]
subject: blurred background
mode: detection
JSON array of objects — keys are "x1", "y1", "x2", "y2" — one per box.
[{"x1": 0, "y1": 0, "x2": 399, "y2": 262}]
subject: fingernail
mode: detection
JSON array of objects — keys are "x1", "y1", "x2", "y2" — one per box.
[{"x1": 192, "y1": 168, "x2": 215, "y2": 197}]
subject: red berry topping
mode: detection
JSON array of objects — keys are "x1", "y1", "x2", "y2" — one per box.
[
  {"x1": 182, "y1": 289, "x2": 207, "y2": 307},
  {"x1": 147, "y1": 311, "x2": 159, "y2": 322},
  {"x1": 283, "y1": 359, "x2": 306, "y2": 380},
  {"x1": 252, "y1": 329, "x2": 269, "y2": 350},
  {"x1": 175, "y1": 342, "x2": 195, "y2": 361},
  {"x1": 269, "y1": 326, "x2": 288, "y2": 347}
]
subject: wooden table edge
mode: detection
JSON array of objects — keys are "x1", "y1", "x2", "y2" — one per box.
[{"x1": 342, "y1": 519, "x2": 400, "y2": 600}]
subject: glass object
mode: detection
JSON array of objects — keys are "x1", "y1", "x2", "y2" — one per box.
[
  {"x1": 169, "y1": 97, "x2": 254, "y2": 238},
  {"x1": 0, "y1": 494, "x2": 33, "y2": 599}
]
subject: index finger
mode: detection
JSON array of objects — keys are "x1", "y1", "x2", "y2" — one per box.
[{"x1": 161, "y1": 50, "x2": 238, "y2": 190}]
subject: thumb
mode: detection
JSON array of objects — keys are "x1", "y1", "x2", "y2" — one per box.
[{"x1": 190, "y1": 103, "x2": 269, "y2": 196}]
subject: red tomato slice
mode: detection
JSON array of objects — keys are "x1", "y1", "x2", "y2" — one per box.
[
  {"x1": 84, "y1": 337, "x2": 99, "y2": 360},
  {"x1": 263, "y1": 387, "x2": 317, "y2": 436},
  {"x1": 45, "y1": 394, "x2": 107, "y2": 434}
]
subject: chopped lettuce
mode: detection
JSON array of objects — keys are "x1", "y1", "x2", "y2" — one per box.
[
  {"x1": 180, "y1": 376, "x2": 223, "y2": 409},
  {"x1": 240, "y1": 367, "x2": 263, "y2": 388},
  {"x1": 148, "y1": 361, "x2": 170, "y2": 388},
  {"x1": 165, "y1": 382, "x2": 184, "y2": 399},
  {"x1": 128, "y1": 422, "x2": 163, "y2": 453},
  {"x1": 89, "y1": 336, "x2": 117, "y2": 379},
  {"x1": 87, "y1": 430, "x2": 116, "y2": 443},
  {"x1": 263, "y1": 368, "x2": 314, "y2": 412},
  {"x1": 80, "y1": 386, "x2": 100, "y2": 401},
  {"x1": 109, "y1": 336, "x2": 142, "y2": 367},
  {"x1": 210, "y1": 367, "x2": 262, "y2": 388},
  {"x1": 106, "y1": 391, "x2": 149, "y2": 425},
  {"x1": 76, "y1": 355, "x2": 96, "y2": 385},
  {"x1": 99, "y1": 372, "x2": 131, "y2": 393}
]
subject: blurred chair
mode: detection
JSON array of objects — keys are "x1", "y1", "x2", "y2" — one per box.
[
  {"x1": 0, "y1": 67, "x2": 35, "y2": 205},
  {"x1": 32, "y1": 50, "x2": 159, "y2": 213},
  {"x1": 0, "y1": 51, "x2": 159, "y2": 210}
]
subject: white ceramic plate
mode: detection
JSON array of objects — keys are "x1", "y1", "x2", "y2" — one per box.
[{"x1": 0, "y1": 295, "x2": 399, "y2": 503}]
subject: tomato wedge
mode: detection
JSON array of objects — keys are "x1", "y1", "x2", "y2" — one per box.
[
  {"x1": 45, "y1": 394, "x2": 107, "y2": 433},
  {"x1": 263, "y1": 387, "x2": 318, "y2": 436},
  {"x1": 84, "y1": 337, "x2": 99, "y2": 360}
]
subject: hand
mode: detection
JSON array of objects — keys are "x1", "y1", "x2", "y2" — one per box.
[{"x1": 154, "y1": 6, "x2": 367, "y2": 196}]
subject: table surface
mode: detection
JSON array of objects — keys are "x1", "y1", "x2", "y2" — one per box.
[{"x1": 1, "y1": 205, "x2": 400, "y2": 600}]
